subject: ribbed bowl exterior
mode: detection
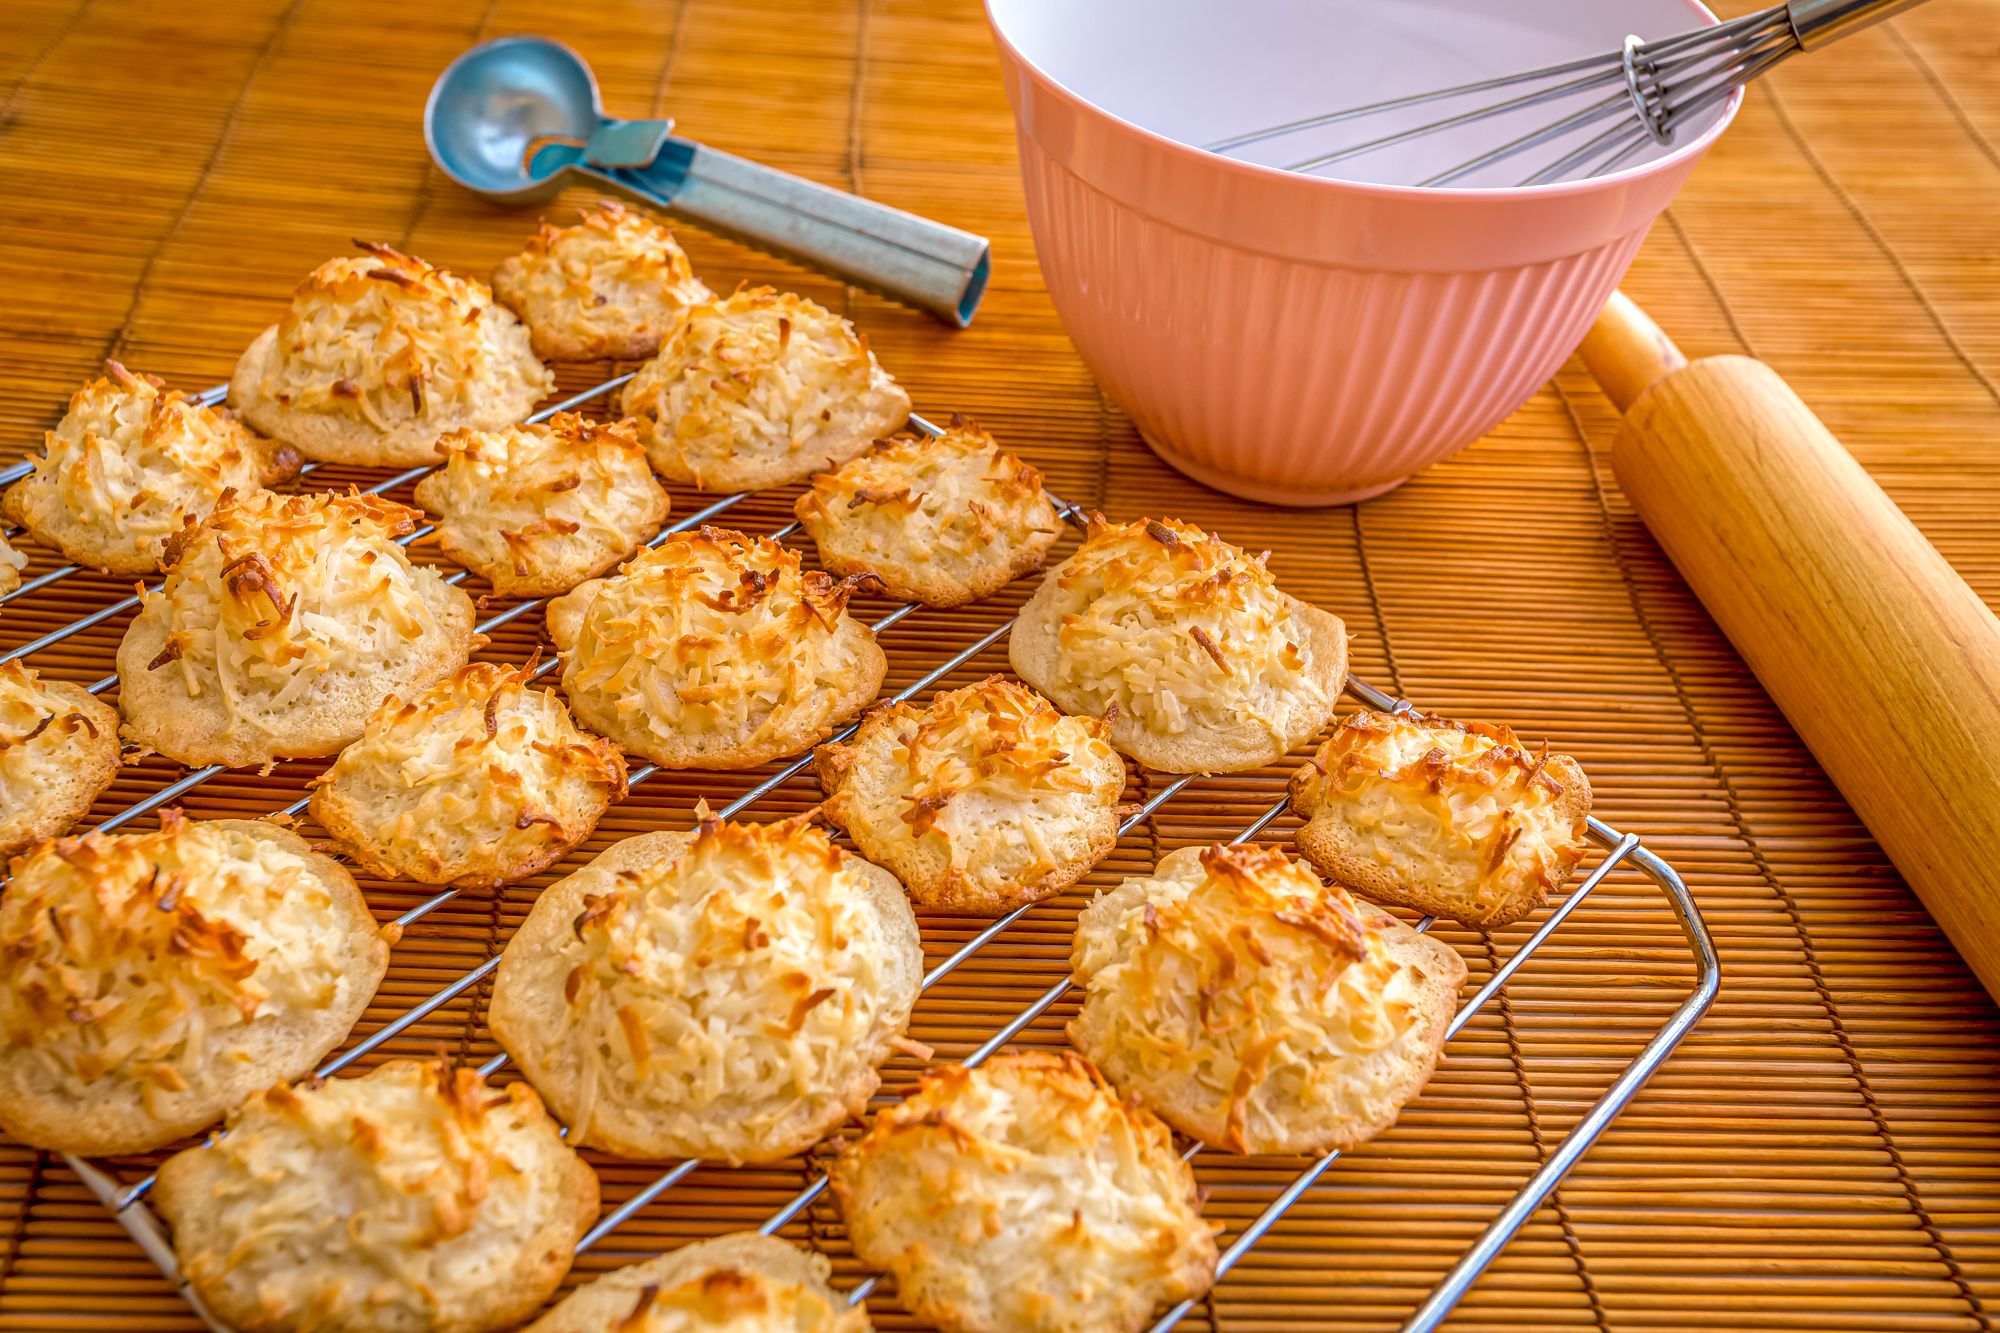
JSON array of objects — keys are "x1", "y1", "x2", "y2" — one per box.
[{"x1": 991, "y1": 10, "x2": 1735, "y2": 507}]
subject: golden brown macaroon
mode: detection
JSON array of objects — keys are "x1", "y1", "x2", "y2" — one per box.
[
  {"x1": 830, "y1": 1050, "x2": 1217, "y2": 1333},
  {"x1": 308, "y1": 661, "x2": 628, "y2": 888},
  {"x1": 0, "y1": 531, "x2": 24, "y2": 595},
  {"x1": 0, "y1": 812, "x2": 390, "y2": 1156},
  {"x1": 3, "y1": 361, "x2": 299, "y2": 575},
  {"x1": 412, "y1": 412, "x2": 669, "y2": 598},
  {"x1": 0, "y1": 660, "x2": 120, "y2": 858},
  {"x1": 492, "y1": 201, "x2": 714, "y2": 362},
  {"x1": 116, "y1": 488, "x2": 477, "y2": 769},
  {"x1": 522, "y1": 1233, "x2": 869, "y2": 1333},
  {"x1": 488, "y1": 813, "x2": 922, "y2": 1165},
  {"x1": 229, "y1": 241, "x2": 554, "y2": 469},
  {"x1": 1069, "y1": 843, "x2": 1466, "y2": 1156},
  {"x1": 793, "y1": 422, "x2": 1063, "y2": 608},
  {"x1": 154, "y1": 1058, "x2": 598, "y2": 1333},
  {"x1": 1010, "y1": 515, "x2": 1348, "y2": 775},
  {"x1": 1288, "y1": 709, "x2": 1592, "y2": 929},
  {"x1": 546, "y1": 526, "x2": 885, "y2": 770},
  {"x1": 619, "y1": 287, "x2": 910, "y2": 491},
  {"x1": 817, "y1": 676, "x2": 1125, "y2": 915}
]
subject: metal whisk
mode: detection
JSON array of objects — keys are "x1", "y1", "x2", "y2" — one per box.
[{"x1": 1206, "y1": 0, "x2": 1927, "y2": 187}]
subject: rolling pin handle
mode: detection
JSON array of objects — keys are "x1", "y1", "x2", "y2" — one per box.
[{"x1": 1580, "y1": 290, "x2": 1689, "y2": 412}]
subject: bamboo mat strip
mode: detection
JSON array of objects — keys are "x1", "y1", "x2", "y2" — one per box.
[{"x1": 1, "y1": 0, "x2": 1999, "y2": 1330}]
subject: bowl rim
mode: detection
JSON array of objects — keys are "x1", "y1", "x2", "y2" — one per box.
[{"x1": 984, "y1": 0, "x2": 1743, "y2": 202}]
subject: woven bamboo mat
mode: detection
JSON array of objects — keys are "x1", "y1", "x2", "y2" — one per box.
[{"x1": 1, "y1": 0, "x2": 1997, "y2": 1329}]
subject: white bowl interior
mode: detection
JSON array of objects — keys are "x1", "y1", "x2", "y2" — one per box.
[{"x1": 989, "y1": 0, "x2": 1734, "y2": 188}]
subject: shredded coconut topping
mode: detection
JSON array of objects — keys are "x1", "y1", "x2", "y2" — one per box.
[
  {"x1": 795, "y1": 422, "x2": 1058, "y2": 589},
  {"x1": 620, "y1": 287, "x2": 905, "y2": 488},
  {"x1": 545, "y1": 813, "x2": 907, "y2": 1162},
  {"x1": 492, "y1": 202, "x2": 713, "y2": 359},
  {"x1": 1071, "y1": 843, "x2": 1422, "y2": 1153},
  {"x1": 582, "y1": 1264, "x2": 865, "y2": 1332},
  {"x1": 0, "y1": 661, "x2": 111, "y2": 828},
  {"x1": 558, "y1": 526, "x2": 870, "y2": 754},
  {"x1": 0, "y1": 532, "x2": 23, "y2": 594},
  {"x1": 0, "y1": 811, "x2": 349, "y2": 1105},
  {"x1": 243, "y1": 241, "x2": 552, "y2": 435},
  {"x1": 311, "y1": 661, "x2": 627, "y2": 884},
  {"x1": 170, "y1": 1059, "x2": 573, "y2": 1326},
  {"x1": 415, "y1": 412, "x2": 667, "y2": 596},
  {"x1": 1042, "y1": 516, "x2": 1331, "y2": 744},
  {"x1": 7, "y1": 361, "x2": 292, "y2": 573},
  {"x1": 1299, "y1": 710, "x2": 1589, "y2": 913},
  {"x1": 824, "y1": 676, "x2": 1120, "y2": 902},
  {"x1": 137, "y1": 488, "x2": 460, "y2": 741},
  {"x1": 832, "y1": 1050, "x2": 1216, "y2": 1333}
]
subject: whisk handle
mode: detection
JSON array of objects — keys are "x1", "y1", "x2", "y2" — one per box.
[{"x1": 1785, "y1": 0, "x2": 1929, "y2": 49}]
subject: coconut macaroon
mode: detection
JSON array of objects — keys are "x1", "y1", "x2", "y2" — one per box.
[
  {"x1": 488, "y1": 814, "x2": 922, "y2": 1165},
  {"x1": 492, "y1": 202, "x2": 714, "y2": 363},
  {"x1": 1010, "y1": 515, "x2": 1348, "y2": 774},
  {"x1": 793, "y1": 422, "x2": 1062, "y2": 608},
  {"x1": 308, "y1": 661, "x2": 628, "y2": 888},
  {"x1": 229, "y1": 241, "x2": 554, "y2": 469},
  {"x1": 546, "y1": 526, "x2": 885, "y2": 770},
  {"x1": 0, "y1": 661, "x2": 120, "y2": 859},
  {"x1": 1070, "y1": 843, "x2": 1466, "y2": 1156},
  {"x1": 816, "y1": 676, "x2": 1125, "y2": 915},
  {"x1": 3, "y1": 361, "x2": 300, "y2": 575},
  {"x1": 412, "y1": 412, "x2": 669, "y2": 598},
  {"x1": 0, "y1": 813, "x2": 390, "y2": 1156},
  {"x1": 154, "y1": 1058, "x2": 597, "y2": 1333},
  {"x1": 116, "y1": 489, "x2": 476, "y2": 769},
  {"x1": 831, "y1": 1050, "x2": 1217, "y2": 1333},
  {"x1": 522, "y1": 1233, "x2": 869, "y2": 1333},
  {"x1": 0, "y1": 531, "x2": 24, "y2": 595},
  {"x1": 619, "y1": 287, "x2": 910, "y2": 491},
  {"x1": 1289, "y1": 710, "x2": 1592, "y2": 929}
]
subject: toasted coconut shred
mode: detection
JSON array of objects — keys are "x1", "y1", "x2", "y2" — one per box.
[
  {"x1": 1305, "y1": 710, "x2": 1588, "y2": 912},
  {"x1": 562, "y1": 527, "x2": 867, "y2": 753},
  {"x1": 0, "y1": 661, "x2": 106, "y2": 816},
  {"x1": 1071, "y1": 844, "x2": 1421, "y2": 1153},
  {"x1": 9, "y1": 361, "x2": 290, "y2": 570},
  {"x1": 1048, "y1": 516, "x2": 1330, "y2": 745},
  {"x1": 491, "y1": 201, "x2": 713, "y2": 357},
  {"x1": 832, "y1": 1049, "x2": 1216, "y2": 1331},
  {"x1": 594, "y1": 1266, "x2": 865, "y2": 1332},
  {"x1": 415, "y1": 412, "x2": 664, "y2": 593},
  {"x1": 0, "y1": 531, "x2": 23, "y2": 594},
  {"x1": 833, "y1": 676, "x2": 1119, "y2": 895},
  {"x1": 138, "y1": 489, "x2": 453, "y2": 740},
  {"x1": 796, "y1": 423, "x2": 1057, "y2": 574},
  {"x1": 0, "y1": 812, "x2": 346, "y2": 1107},
  {"x1": 312, "y1": 661, "x2": 627, "y2": 882},
  {"x1": 175, "y1": 1059, "x2": 559, "y2": 1323},
  {"x1": 551, "y1": 814, "x2": 900, "y2": 1161},
  {"x1": 247, "y1": 243, "x2": 553, "y2": 433},
  {"x1": 620, "y1": 287, "x2": 902, "y2": 486}
]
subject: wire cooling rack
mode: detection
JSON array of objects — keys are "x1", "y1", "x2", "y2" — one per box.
[{"x1": 4, "y1": 372, "x2": 1719, "y2": 1333}]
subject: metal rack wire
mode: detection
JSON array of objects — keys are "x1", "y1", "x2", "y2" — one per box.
[{"x1": 8, "y1": 372, "x2": 1719, "y2": 1333}]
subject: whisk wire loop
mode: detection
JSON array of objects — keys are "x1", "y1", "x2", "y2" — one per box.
[
  {"x1": 1205, "y1": 0, "x2": 1918, "y2": 188},
  {"x1": 1621, "y1": 35, "x2": 1675, "y2": 147}
]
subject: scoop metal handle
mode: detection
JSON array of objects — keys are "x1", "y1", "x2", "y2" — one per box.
[{"x1": 550, "y1": 128, "x2": 990, "y2": 327}]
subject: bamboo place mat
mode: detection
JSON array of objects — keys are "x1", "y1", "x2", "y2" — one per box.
[{"x1": 2, "y1": 0, "x2": 1998, "y2": 1330}]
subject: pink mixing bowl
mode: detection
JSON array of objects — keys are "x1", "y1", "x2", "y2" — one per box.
[{"x1": 986, "y1": 0, "x2": 1741, "y2": 506}]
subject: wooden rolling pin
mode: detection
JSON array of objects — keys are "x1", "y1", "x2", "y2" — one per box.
[{"x1": 1580, "y1": 292, "x2": 2000, "y2": 1005}]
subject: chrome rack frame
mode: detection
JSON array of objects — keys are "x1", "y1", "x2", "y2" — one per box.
[{"x1": 8, "y1": 373, "x2": 1719, "y2": 1333}]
